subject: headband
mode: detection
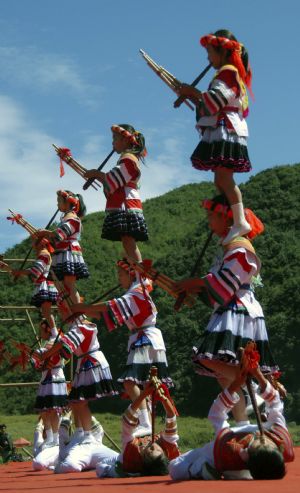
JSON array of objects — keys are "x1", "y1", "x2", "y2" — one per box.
[
  {"x1": 202, "y1": 198, "x2": 264, "y2": 240},
  {"x1": 57, "y1": 190, "x2": 80, "y2": 213},
  {"x1": 200, "y1": 34, "x2": 252, "y2": 93},
  {"x1": 111, "y1": 125, "x2": 140, "y2": 146}
]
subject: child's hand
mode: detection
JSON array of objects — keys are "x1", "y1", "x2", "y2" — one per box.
[
  {"x1": 177, "y1": 83, "x2": 202, "y2": 100},
  {"x1": 173, "y1": 278, "x2": 204, "y2": 294},
  {"x1": 70, "y1": 303, "x2": 85, "y2": 313}
]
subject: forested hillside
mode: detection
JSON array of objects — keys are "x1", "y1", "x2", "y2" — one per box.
[{"x1": 1, "y1": 163, "x2": 300, "y2": 420}]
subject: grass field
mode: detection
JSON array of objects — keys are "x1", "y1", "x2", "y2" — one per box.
[{"x1": 1, "y1": 412, "x2": 300, "y2": 462}]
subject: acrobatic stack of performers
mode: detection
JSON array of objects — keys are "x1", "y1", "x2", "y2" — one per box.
[{"x1": 1, "y1": 28, "x2": 294, "y2": 480}]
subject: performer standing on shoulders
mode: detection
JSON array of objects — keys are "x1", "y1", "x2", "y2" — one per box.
[
  {"x1": 31, "y1": 319, "x2": 67, "y2": 449},
  {"x1": 38, "y1": 314, "x2": 117, "y2": 456},
  {"x1": 37, "y1": 190, "x2": 89, "y2": 303},
  {"x1": 12, "y1": 238, "x2": 58, "y2": 331},
  {"x1": 177, "y1": 29, "x2": 253, "y2": 244},
  {"x1": 84, "y1": 124, "x2": 148, "y2": 262},
  {"x1": 71, "y1": 259, "x2": 173, "y2": 437},
  {"x1": 174, "y1": 195, "x2": 278, "y2": 423}
]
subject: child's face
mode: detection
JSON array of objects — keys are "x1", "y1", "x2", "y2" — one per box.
[
  {"x1": 112, "y1": 132, "x2": 131, "y2": 154},
  {"x1": 57, "y1": 194, "x2": 68, "y2": 212},
  {"x1": 117, "y1": 267, "x2": 133, "y2": 289},
  {"x1": 40, "y1": 323, "x2": 50, "y2": 340},
  {"x1": 206, "y1": 45, "x2": 227, "y2": 69},
  {"x1": 207, "y1": 210, "x2": 229, "y2": 237}
]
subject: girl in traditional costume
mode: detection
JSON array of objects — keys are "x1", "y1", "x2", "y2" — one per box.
[
  {"x1": 174, "y1": 195, "x2": 278, "y2": 423},
  {"x1": 84, "y1": 124, "x2": 148, "y2": 262},
  {"x1": 12, "y1": 238, "x2": 58, "y2": 330},
  {"x1": 177, "y1": 29, "x2": 253, "y2": 245},
  {"x1": 38, "y1": 190, "x2": 89, "y2": 304},
  {"x1": 71, "y1": 259, "x2": 173, "y2": 436},
  {"x1": 38, "y1": 315, "x2": 117, "y2": 448},
  {"x1": 31, "y1": 319, "x2": 68, "y2": 448}
]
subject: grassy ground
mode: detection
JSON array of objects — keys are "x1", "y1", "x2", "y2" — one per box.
[{"x1": 1, "y1": 413, "x2": 300, "y2": 461}]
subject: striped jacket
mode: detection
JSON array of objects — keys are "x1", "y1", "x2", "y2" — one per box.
[
  {"x1": 60, "y1": 320, "x2": 105, "y2": 371},
  {"x1": 53, "y1": 212, "x2": 82, "y2": 254},
  {"x1": 203, "y1": 238, "x2": 264, "y2": 318},
  {"x1": 196, "y1": 64, "x2": 249, "y2": 137},
  {"x1": 103, "y1": 152, "x2": 143, "y2": 212},
  {"x1": 103, "y1": 279, "x2": 165, "y2": 351},
  {"x1": 211, "y1": 382, "x2": 294, "y2": 472},
  {"x1": 29, "y1": 249, "x2": 53, "y2": 285}
]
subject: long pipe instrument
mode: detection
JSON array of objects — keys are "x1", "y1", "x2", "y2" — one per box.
[
  {"x1": 15, "y1": 208, "x2": 59, "y2": 278},
  {"x1": 173, "y1": 62, "x2": 212, "y2": 108},
  {"x1": 82, "y1": 149, "x2": 115, "y2": 190},
  {"x1": 140, "y1": 50, "x2": 194, "y2": 110},
  {"x1": 52, "y1": 144, "x2": 102, "y2": 191},
  {"x1": 174, "y1": 231, "x2": 213, "y2": 311}
]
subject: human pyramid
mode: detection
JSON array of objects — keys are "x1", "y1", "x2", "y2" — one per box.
[{"x1": 2, "y1": 29, "x2": 295, "y2": 480}]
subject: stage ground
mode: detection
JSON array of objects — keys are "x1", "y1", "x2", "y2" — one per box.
[{"x1": 1, "y1": 447, "x2": 300, "y2": 493}]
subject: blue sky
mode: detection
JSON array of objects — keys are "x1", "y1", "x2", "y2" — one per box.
[{"x1": 0, "y1": 0, "x2": 299, "y2": 252}]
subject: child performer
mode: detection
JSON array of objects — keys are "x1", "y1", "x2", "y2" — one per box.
[
  {"x1": 84, "y1": 124, "x2": 148, "y2": 262},
  {"x1": 96, "y1": 379, "x2": 179, "y2": 478},
  {"x1": 31, "y1": 319, "x2": 68, "y2": 448},
  {"x1": 38, "y1": 315, "x2": 117, "y2": 447},
  {"x1": 38, "y1": 190, "x2": 89, "y2": 304},
  {"x1": 71, "y1": 259, "x2": 173, "y2": 437},
  {"x1": 174, "y1": 195, "x2": 278, "y2": 423},
  {"x1": 169, "y1": 364, "x2": 294, "y2": 480},
  {"x1": 12, "y1": 238, "x2": 58, "y2": 330},
  {"x1": 177, "y1": 29, "x2": 253, "y2": 244}
]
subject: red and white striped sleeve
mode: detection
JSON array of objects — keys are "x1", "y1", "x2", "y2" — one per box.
[
  {"x1": 203, "y1": 248, "x2": 256, "y2": 306},
  {"x1": 29, "y1": 253, "x2": 50, "y2": 281},
  {"x1": 103, "y1": 155, "x2": 139, "y2": 195},
  {"x1": 208, "y1": 389, "x2": 240, "y2": 433},
  {"x1": 198, "y1": 68, "x2": 239, "y2": 117},
  {"x1": 54, "y1": 216, "x2": 80, "y2": 242}
]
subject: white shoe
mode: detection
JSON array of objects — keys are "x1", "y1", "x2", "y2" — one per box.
[
  {"x1": 222, "y1": 222, "x2": 251, "y2": 245},
  {"x1": 132, "y1": 425, "x2": 152, "y2": 438}
]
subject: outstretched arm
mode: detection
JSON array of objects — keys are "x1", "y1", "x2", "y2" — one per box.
[{"x1": 71, "y1": 302, "x2": 108, "y2": 319}]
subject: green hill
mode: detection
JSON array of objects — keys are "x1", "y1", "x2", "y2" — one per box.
[{"x1": 1, "y1": 163, "x2": 300, "y2": 421}]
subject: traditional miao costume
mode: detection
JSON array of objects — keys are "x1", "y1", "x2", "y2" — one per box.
[
  {"x1": 59, "y1": 318, "x2": 117, "y2": 401},
  {"x1": 193, "y1": 200, "x2": 277, "y2": 376},
  {"x1": 51, "y1": 212, "x2": 89, "y2": 280},
  {"x1": 169, "y1": 381, "x2": 294, "y2": 480},
  {"x1": 32, "y1": 330, "x2": 67, "y2": 412},
  {"x1": 101, "y1": 150, "x2": 148, "y2": 242},
  {"x1": 103, "y1": 274, "x2": 172, "y2": 387},
  {"x1": 191, "y1": 35, "x2": 251, "y2": 172},
  {"x1": 96, "y1": 402, "x2": 179, "y2": 477},
  {"x1": 29, "y1": 248, "x2": 58, "y2": 307}
]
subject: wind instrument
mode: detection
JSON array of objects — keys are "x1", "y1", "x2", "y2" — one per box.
[
  {"x1": 83, "y1": 149, "x2": 115, "y2": 191},
  {"x1": 174, "y1": 231, "x2": 213, "y2": 311},
  {"x1": 52, "y1": 144, "x2": 102, "y2": 191},
  {"x1": 7, "y1": 210, "x2": 37, "y2": 236},
  {"x1": 128, "y1": 258, "x2": 195, "y2": 308},
  {"x1": 173, "y1": 62, "x2": 212, "y2": 108},
  {"x1": 140, "y1": 50, "x2": 194, "y2": 110}
]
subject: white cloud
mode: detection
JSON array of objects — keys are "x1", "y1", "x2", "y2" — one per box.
[{"x1": 0, "y1": 46, "x2": 103, "y2": 107}]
